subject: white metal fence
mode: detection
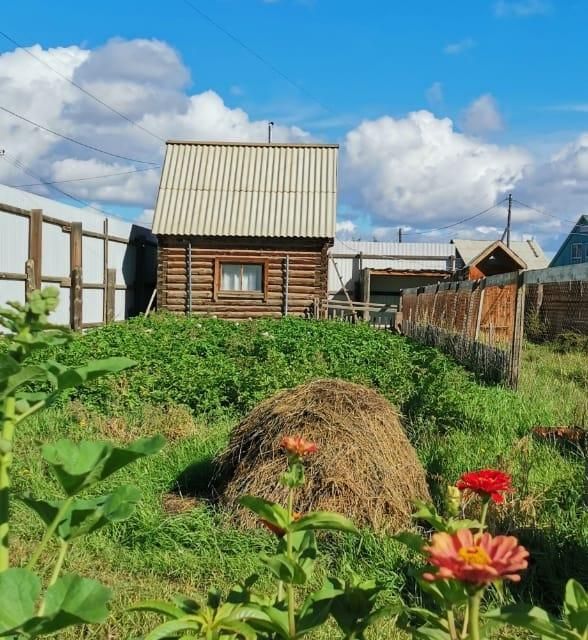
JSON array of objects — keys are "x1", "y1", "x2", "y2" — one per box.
[{"x1": 0, "y1": 187, "x2": 156, "y2": 329}]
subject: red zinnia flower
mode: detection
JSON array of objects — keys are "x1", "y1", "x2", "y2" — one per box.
[
  {"x1": 281, "y1": 436, "x2": 318, "y2": 457},
  {"x1": 456, "y1": 469, "x2": 513, "y2": 504},
  {"x1": 423, "y1": 529, "x2": 529, "y2": 586}
]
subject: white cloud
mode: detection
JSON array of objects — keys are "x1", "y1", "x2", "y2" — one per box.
[
  {"x1": 426, "y1": 82, "x2": 443, "y2": 107},
  {"x1": 0, "y1": 38, "x2": 309, "y2": 210},
  {"x1": 444, "y1": 38, "x2": 475, "y2": 55},
  {"x1": 137, "y1": 208, "x2": 154, "y2": 226},
  {"x1": 336, "y1": 220, "x2": 356, "y2": 236},
  {"x1": 342, "y1": 110, "x2": 530, "y2": 229},
  {"x1": 461, "y1": 94, "x2": 504, "y2": 134},
  {"x1": 494, "y1": 0, "x2": 551, "y2": 17}
]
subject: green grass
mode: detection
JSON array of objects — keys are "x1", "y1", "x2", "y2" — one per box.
[{"x1": 8, "y1": 315, "x2": 588, "y2": 638}]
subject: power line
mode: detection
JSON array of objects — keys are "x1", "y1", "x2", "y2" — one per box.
[
  {"x1": 403, "y1": 198, "x2": 508, "y2": 238},
  {"x1": 1, "y1": 153, "x2": 119, "y2": 217},
  {"x1": 512, "y1": 198, "x2": 579, "y2": 225},
  {"x1": 0, "y1": 29, "x2": 166, "y2": 143},
  {"x1": 0, "y1": 104, "x2": 159, "y2": 165},
  {"x1": 8, "y1": 165, "x2": 160, "y2": 188},
  {"x1": 180, "y1": 0, "x2": 332, "y2": 113}
]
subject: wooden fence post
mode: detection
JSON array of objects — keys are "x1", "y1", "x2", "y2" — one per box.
[
  {"x1": 474, "y1": 280, "x2": 486, "y2": 341},
  {"x1": 70, "y1": 222, "x2": 83, "y2": 331},
  {"x1": 103, "y1": 218, "x2": 109, "y2": 323},
  {"x1": 509, "y1": 272, "x2": 526, "y2": 389},
  {"x1": 106, "y1": 268, "x2": 116, "y2": 323},
  {"x1": 26, "y1": 209, "x2": 43, "y2": 296}
]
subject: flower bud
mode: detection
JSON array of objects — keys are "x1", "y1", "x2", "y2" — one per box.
[{"x1": 445, "y1": 485, "x2": 461, "y2": 517}]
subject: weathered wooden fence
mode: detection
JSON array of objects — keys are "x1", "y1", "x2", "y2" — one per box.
[
  {"x1": 0, "y1": 202, "x2": 156, "y2": 329},
  {"x1": 401, "y1": 263, "x2": 588, "y2": 386},
  {"x1": 401, "y1": 271, "x2": 525, "y2": 386}
]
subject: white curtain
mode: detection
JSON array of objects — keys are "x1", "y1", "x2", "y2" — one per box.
[
  {"x1": 242, "y1": 264, "x2": 262, "y2": 291},
  {"x1": 221, "y1": 264, "x2": 241, "y2": 290}
]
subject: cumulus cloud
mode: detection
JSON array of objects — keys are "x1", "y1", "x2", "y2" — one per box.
[
  {"x1": 443, "y1": 38, "x2": 475, "y2": 55},
  {"x1": 342, "y1": 110, "x2": 529, "y2": 227},
  {"x1": 461, "y1": 94, "x2": 504, "y2": 134},
  {"x1": 336, "y1": 220, "x2": 357, "y2": 237},
  {"x1": 494, "y1": 0, "x2": 551, "y2": 17},
  {"x1": 0, "y1": 38, "x2": 309, "y2": 209}
]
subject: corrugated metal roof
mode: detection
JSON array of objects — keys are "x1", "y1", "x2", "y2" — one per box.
[
  {"x1": 152, "y1": 141, "x2": 338, "y2": 238},
  {"x1": 328, "y1": 241, "x2": 455, "y2": 293},
  {"x1": 452, "y1": 239, "x2": 548, "y2": 270}
]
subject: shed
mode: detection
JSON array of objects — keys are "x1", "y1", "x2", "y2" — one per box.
[
  {"x1": 328, "y1": 240, "x2": 455, "y2": 308},
  {"x1": 452, "y1": 238, "x2": 548, "y2": 280},
  {"x1": 152, "y1": 141, "x2": 338, "y2": 319}
]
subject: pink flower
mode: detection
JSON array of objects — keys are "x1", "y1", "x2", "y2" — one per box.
[
  {"x1": 281, "y1": 436, "x2": 318, "y2": 457},
  {"x1": 456, "y1": 469, "x2": 513, "y2": 504},
  {"x1": 423, "y1": 529, "x2": 529, "y2": 586}
]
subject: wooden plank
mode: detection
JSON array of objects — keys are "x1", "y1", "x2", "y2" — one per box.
[
  {"x1": 70, "y1": 223, "x2": 83, "y2": 331},
  {"x1": 28, "y1": 208, "x2": 43, "y2": 293},
  {"x1": 103, "y1": 218, "x2": 109, "y2": 323},
  {"x1": 509, "y1": 272, "x2": 526, "y2": 389},
  {"x1": 523, "y1": 262, "x2": 588, "y2": 285},
  {"x1": 106, "y1": 268, "x2": 116, "y2": 323},
  {"x1": 0, "y1": 272, "x2": 26, "y2": 281}
]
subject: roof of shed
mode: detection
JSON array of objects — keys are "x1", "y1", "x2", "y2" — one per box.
[
  {"x1": 152, "y1": 141, "x2": 338, "y2": 238},
  {"x1": 452, "y1": 238, "x2": 548, "y2": 270}
]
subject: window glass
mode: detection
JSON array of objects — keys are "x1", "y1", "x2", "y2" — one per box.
[
  {"x1": 220, "y1": 263, "x2": 263, "y2": 292},
  {"x1": 571, "y1": 244, "x2": 582, "y2": 263}
]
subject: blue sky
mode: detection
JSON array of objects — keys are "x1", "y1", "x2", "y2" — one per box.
[{"x1": 1, "y1": 0, "x2": 587, "y2": 253}]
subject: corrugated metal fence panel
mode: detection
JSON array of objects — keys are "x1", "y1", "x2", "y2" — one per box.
[
  {"x1": 82, "y1": 236, "x2": 104, "y2": 284},
  {"x1": 108, "y1": 241, "x2": 135, "y2": 286},
  {"x1": 115, "y1": 290, "x2": 129, "y2": 321},
  {"x1": 41, "y1": 282, "x2": 70, "y2": 326},
  {"x1": 42, "y1": 221, "x2": 70, "y2": 278},
  {"x1": 0, "y1": 209, "x2": 28, "y2": 273},
  {"x1": 83, "y1": 289, "x2": 103, "y2": 325},
  {"x1": 153, "y1": 142, "x2": 338, "y2": 238}
]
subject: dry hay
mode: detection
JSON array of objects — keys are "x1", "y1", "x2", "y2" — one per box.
[{"x1": 214, "y1": 378, "x2": 431, "y2": 532}]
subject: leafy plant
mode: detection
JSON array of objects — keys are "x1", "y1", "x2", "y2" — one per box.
[
  {"x1": 133, "y1": 435, "x2": 390, "y2": 639},
  {"x1": 0, "y1": 288, "x2": 165, "y2": 637}
]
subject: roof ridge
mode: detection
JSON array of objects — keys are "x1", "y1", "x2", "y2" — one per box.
[{"x1": 165, "y1": 140, "x2": 339, "y2": 148}]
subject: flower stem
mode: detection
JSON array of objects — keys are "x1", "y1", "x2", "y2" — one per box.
[
  {"x1": 286, "y1": 487, "x2": 296, "y2": 639},
  {"x1": 0, "y1": 396, "x2": 16, "y2": 572},
  {"x1": 479, "y1": 500, "x2": 490, "y2": 535},
  {"x1": 27, "y1": 496, "x2": 73, "y2": 570},
  {"x1": 468, "y1": 592, "x2": 483, "y2": 640},
  {"x1": 38, "y1": 540, "x2": 69, "y2": 616},
  {"x1": 461, "y1": 604, "x2": 469, "y2": 639},
  {"x1": 447, "y1": 609, "x2": 458, "y2": 640}
]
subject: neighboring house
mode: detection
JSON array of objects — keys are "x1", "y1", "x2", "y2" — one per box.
[
  {"x1": 550, "y1": 215, "x2": 588, "y2": 267},
  {"x1": 328, "y1": 240, "x2": 455, "y2": 308},
  {"x1": 152, "y1": 141, "x2": 338, "y2": 319},
  {"x1": 452, "y1": 239, "x2": 548, "y2": 280}
]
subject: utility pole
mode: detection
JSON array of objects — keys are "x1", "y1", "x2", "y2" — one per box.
[
  {"x1": 398, "y1": 227, "x2": 403, "y2": 243},
  {"x1": 506, "y1": 193, "x2": 512, "y2": 247},
  {"x1": 268, "y1": 121, "x2": 274, "y2": 144}
]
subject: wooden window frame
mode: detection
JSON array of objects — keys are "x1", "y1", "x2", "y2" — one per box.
[
  {"x1": 213, "y1": 257, "x2": 268, "y2": 302},
  {"x1": 571, "y1": 243, "x2": 583, "y2": 263}
]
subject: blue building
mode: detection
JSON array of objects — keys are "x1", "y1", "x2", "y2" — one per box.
[{"x1": 550, "y1": 215, "x2": 588, "y2": 267}]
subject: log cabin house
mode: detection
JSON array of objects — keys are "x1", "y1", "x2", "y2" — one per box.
[{"x1": 152, "y1": 141, "x2": 338, "y2": 319}]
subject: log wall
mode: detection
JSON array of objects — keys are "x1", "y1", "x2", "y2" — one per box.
[{"x1": 157, "y1": 236, "x2": 331, "y2": 319}]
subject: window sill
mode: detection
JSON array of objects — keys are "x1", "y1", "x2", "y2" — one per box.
[{"x1": 218, "y1": 291, "x2": 265, "y2": 300}]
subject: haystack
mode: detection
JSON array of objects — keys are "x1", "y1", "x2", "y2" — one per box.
[{"x1": 214, "y1": 379, "x2": 430, "y2": 532}]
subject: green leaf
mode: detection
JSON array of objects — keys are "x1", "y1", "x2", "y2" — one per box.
[
  {"x1": 394, "y1": 531, "x2": 426, "y2": 554},
  {"x1": 55, "y1": 357, "x2": 136, "y2": 392},
  {"x1": 4, "y1": 365, "x2": 47, "y2": 396},
  {"x1": 264, "y1": 553, "x2": 307, "y2": 585},
  {"x1": 564, "y1": 579, "x2": 588, "y2": 615},
  {"x1": 43, "y1": 436, "x2": 165, "y2": 495},
  {"x1": 485, "y1": 604, "x2": 577, "y2": 640},
  {"x1": 21, "y1": 485, "x2": 142, "y2": 541},
  {"x1": 144, "y1": 618, "x2": 202, "y2": 640},
  {"x1": 40, "y1": 575, "x2": 111, "y2": 629},
  {"x1": 0, "y1": 568, "x2": 41, "y2": 635},
  {"x1": 129, "y1": 600, "x2": 187, "y2": 619},
  {"x1": 290, "y1": 511, "x2": 359, "y2": 535},
  {"x1": 412, "y1": 501, "x2": 449, "y2": 532},
  {"x1": 239, "y1": 496, "x2": 289, "y2": 528},
  {"x1": 419, "y1": 578, "x2": 469, "y2": 607},
  {"x1": 220, "y1": 619, "x2": 257, "y2": 640}
]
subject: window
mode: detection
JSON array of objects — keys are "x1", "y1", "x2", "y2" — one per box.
[
  {"x1": 571, "y1": 243, "x2": 583, "y2": 263},
  {"x1": 220, "y1": 263, "x2": 263, "y2": 292}
]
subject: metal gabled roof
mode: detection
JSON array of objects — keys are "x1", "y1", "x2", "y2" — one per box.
[
  {"x1": 152, "y1": 141, "x2": 338, "y2": 238},
  {"x1": 452, "y1": 238, "x2": 548, "y2": 270}
]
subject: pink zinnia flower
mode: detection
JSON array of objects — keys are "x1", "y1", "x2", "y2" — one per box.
[
  {"x1": 423, "y1": 529, "x2": 529, "y2": 586},
  {"x1": 456, "y1": 469, "x2": 513, "y2": 504},
  {"x1": 281, "y1": 436, "x2": 318, "y2": 457}
]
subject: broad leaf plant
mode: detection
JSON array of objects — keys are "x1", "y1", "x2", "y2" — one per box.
[{"x1": 0, "y1": 288, "x2": 164, "y2": 638}]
